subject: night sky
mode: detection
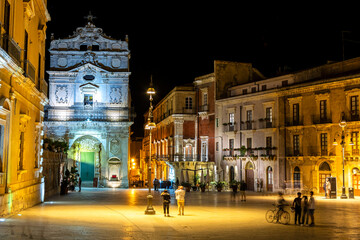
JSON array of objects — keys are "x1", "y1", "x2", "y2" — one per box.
[{"x1": 46, "y1": 2, "x2": 360, "y2": 137}]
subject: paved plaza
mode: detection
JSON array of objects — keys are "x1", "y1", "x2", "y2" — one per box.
[{"x1": 0, "y1": 188, "x2": 360, "y2": 240}]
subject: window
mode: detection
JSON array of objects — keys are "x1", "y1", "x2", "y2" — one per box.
[
  {"x1": 38, "y1": 54, "x2": 42, "y2": 82},
  {"x1": 216, "y1": 142, "x2": 219, "y2": 151},
  {"x1": 293, "y1": 166, "x2": 300, "y2": 189},
  {"x1": 266, "y1": 107, "x2": 273, "y2": 127},
  {"x1": 203, "y1": 93, "x2": 208, "y2": 106},
  {"x1": 352, "y1": 132, "x2": 359, "y2": 155},
  {"x1": 320, "y1": 133, "x2": 327, "y2": 156},
  {"x1": 216, "y1": 118, "x2": 219, "y2": 127},
  {"x1": 319, "y1": 162, "x2": 331, "y2": 171},
  {"x1": 201, "y1": 141, "x2": 208, "y2": 161},
  {"x1": 3, "y1": 1, "x2": 10, "y2": 51},
  {"x1": 185, "y1": 97, "x2": 192, "y2": 109},
  {"x1": 247, "y1": 138, "x2": 252, "y2": 154},
  {"x1": 246, "y1": 110, "x2": 252, "y2": 130},
  {"x1": 24, "y1": 30, "x2": 29, "y2": 63},
  {"x1": 251, "y1": 87, "x2": 256, "y2": 93},
  {"x1": 242, "y1": 89, "x2": 247, "y2": 95},
  {"x1": 261, "y1": 85, "x2": 267, "y2": 91},
  {"x1": 320, "y1": 100, "x2": 327, "y2": 121},
  {"x1": 229, "y1": 139, "x2": 234, "y2": 156},
  {"x1": 84, "y1": 94, "x2": 94, "y2": 108},
  {"x1": 293, "y1": 103, "x2": 299, "y2": 124},
  {"x1": 266, "y1": 136, "x2": 272, "y2": 155},
  {"x1": 229, "y1": 113, "x2": 235, "y2": 131},
  {"x1": 92, "y1": 45, "x2": 99, "y2": 51},
  {"x1": 293, "y1": 135, "x2": 300, "y2": 155},
  {"x1": 19, "y1": 132, "x2": 24, "y2": 170},
  {"x1": 351, "y1": 95, "x2": 359, "y2": 120}
]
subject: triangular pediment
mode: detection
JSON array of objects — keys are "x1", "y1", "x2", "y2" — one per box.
[
  {"x1": 69, "y1": 62, "x2": 109, "y2": 74},
  {"x1": 79, "y1": 82, "x2": 99, "y2": 88}
]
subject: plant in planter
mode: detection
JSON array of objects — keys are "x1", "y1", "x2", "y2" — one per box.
[
  {"x1": 239, "y1": 145, "x2": 247, "y2": 156},
  {"x1": 211, "y1": 181, "x2": 225, "y2": 192},
  {"x1": 199, "y1": 182, "x2": 206, "y2": 192}
]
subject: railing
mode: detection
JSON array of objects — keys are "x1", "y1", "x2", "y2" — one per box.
[
  {"x1": 223, "y1": 124, "x2": 237, "y2": 132},
  {"x1": 286, "y1": 120, "x2": 303, "y2": 127},
  {"x1": 46, "y1": 108, "x2": 131, "y2": 122},
  {"x1": 312, "y1": 115, "x2": 332, "y2": 124},
  {"x1": 199, "y1": 104, "x2": 208, "y2": 112},
  {"x1": 259, "y1": 119, "x2": 273, "y2": 128},
  {"x1": 241, "y1": 121, "x2": 254, "y2": 130},
  {"x1": 24, "y1": 59, "x2": 36, "y2": 83},
  {"x1": 182, "y1": 108, "x2": 195, "y2": 114},
  {"x1": 2, "y1": 34, "x2": 22, "y2": 66},
  {"x1": 286, "y1": 148, "x2": 302, "y2": 156}
]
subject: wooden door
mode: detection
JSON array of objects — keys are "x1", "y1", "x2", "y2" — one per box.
[
  {"x1": 246, "y1": 169, "x2": 254, "y2": 191},
  {"x1": 267, "y1": 167, "x2": 273, "y2": 192},
  {"x1": 80, "y1": 152, "x2": 95, "y2": 181},
  {"x1": 353, "y1": 174, "x2": 360, "y2": 196}
]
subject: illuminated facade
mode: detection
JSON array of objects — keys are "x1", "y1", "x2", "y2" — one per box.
[
  {"x1": 44, "y1": 17, "x2": 131, "y2": 188},
  {"x1": 0, "y1": 0, "x2": 50, "y2": 215}
]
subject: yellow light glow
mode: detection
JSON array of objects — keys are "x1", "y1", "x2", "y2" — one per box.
[
  {"x1": 132, "y1": 163, "x2": 135, "y2": 166},
  {"x1": 131, "y1": 159, "x2": 134, "y2": 162}
]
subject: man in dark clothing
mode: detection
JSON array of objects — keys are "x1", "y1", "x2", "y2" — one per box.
[
  {"x1": 292, "y1": 192, "x2": 302, "y2": 225},
  {"x1": 78, "y1": 177, "x2": 82, "y2": 192},
  {"x1": 161, "y1": 189, "x2": 171, "y2": 217}
]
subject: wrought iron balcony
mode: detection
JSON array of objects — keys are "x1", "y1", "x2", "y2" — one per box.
[
  {"x1": 241, "y1": 121, "x2": 254, "y2": 130},
  {"x1": 198, "y1": 104, "x2": 208, "y2": 112},
  {"x1": 24, "y1": 59, "x2": 36, "y2": 83},
  {"x1": 223, "y1": 123, "x2": 237, "y2": 132},
  {"x1": 1, "y1": 34, "x2": 22, "y2": 66},
  {"x1": 259, "y1": 118, "x2": 273, "y2": 128}
]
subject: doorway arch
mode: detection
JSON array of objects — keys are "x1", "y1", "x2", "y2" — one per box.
[
  {"x1": 319, "y1": 161, "x2": 331, "y2": 194},
  {"x1": 229, "y1": 166, "x2": 235, "y2": 182},
  {"x1": 245, "y1": 161, "x2": 254, "y2": 191}
]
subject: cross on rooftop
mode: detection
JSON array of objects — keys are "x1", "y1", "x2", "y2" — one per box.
[{"x1": 84, "y1": 11, "x2": 97, "y2": 23}]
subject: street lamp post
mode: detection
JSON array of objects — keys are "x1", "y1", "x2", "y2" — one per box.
[
  {"x1": 145, "y1": 77, "x2": 156, "y2": 215},
  {"x1": 334, "y1": 119, "x2": 353, "y2": 199}
]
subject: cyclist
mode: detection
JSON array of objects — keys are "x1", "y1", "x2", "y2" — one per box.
[{"x1": 274, "y1": 191, "x2": 288, "y2": 222}]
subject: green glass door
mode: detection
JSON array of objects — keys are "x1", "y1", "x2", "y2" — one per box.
[{"x1": 81, "y1": 152, "x2": 94, "y2": 181}]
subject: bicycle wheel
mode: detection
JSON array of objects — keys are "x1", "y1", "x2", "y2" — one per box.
[
  {"x1": 265, "y1": 210, "x2": 276, "y2": 223},
  {"x1": 279, "y1": 211, "x2": 290, "y2": 225}
]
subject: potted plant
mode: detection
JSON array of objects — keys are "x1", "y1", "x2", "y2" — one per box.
[
  {"x1": 212, "y1": 181, "x2": 225, "y2": 192},
  {"x1": 199, "y1": 182, "x2": 206, "y2": 192},
  {"x1": 239, "y1": 145, "x2": 247, "y2": 156}
]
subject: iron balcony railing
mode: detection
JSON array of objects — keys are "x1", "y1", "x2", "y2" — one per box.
[
  {"x1": 24, "y1": 59, "x2": 36, "y2": 83},
  {"x1": 223, "y1": 123, "x2": 237, "y2": 132},
  {"x1": 199, "y1": 104, "x2": 208, "y2": 112},
  {"x1": 2, "y1": 34, "x2": 22, "y2": 66}
]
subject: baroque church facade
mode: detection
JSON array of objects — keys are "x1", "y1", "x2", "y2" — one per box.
[{"x1": 44, "y1": 17, "x2": 132, "y2": 188}]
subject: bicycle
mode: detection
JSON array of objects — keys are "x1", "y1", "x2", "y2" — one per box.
[{"x1": 265, "y1": 204, "x2": 290, "y2": 225}]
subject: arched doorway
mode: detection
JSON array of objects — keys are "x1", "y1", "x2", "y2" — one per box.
[
  {"x1": 229, "y1": 166, "x2": 235, "y2": 182},
  {"x1": 266, "y1": 166, "x2": 273, "y2": 192},
  {"x1": 245, "y1": 162, "x2": 254, "y2": 191},
  {"x1": 319, "y1": 161, "x2": 331, "y2": 193},
  {"x1": 352, "y1": 167, "x2": 360, "y2": 196},
  {"x1": 69, "y1": 135, "x2": 102, "y2": 182},
  {"x1": 293, "y1": 166, "x2": 301, "y2": 189}
]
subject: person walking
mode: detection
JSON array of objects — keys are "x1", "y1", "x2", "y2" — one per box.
[
  {"x1": 308, "y1": 191, "x2": 316, "y2": 226},
  {"x1": 175, "y1": 186, "x2": 186, "y2": 215},
  {"x1": 240, "y1": 180, "x2": 247, "y2": 202},
  {"x1": 161, "y1": 189, "x2": 171, "y2": 217},
  {"x1": 301, "y1": 195, "x2": 309, "y2": 226},
  {"x1": 292, "y1": 192, "x2": 302, "y2": 225},
  {"x1": 326, "y1": 178, "x2": 331, "y2": 199},
  {"x1": 153, "y1": 178, "x2": 159, "y2": 191}
]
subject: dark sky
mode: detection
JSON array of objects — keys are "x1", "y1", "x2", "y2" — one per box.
[{"x1": 46, "y1": 2, "x2": 360, "y2": 137}]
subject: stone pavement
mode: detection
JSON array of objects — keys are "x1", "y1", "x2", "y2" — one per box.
[{"x1": 0, "y1": 188, "x2": 360, "y2": 240}]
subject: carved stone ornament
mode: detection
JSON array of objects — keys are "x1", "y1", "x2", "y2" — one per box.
[
  {"x1": 110, "y1": 139, "x2": 120, "y2": 154},
  {"x1": 83, "y1": 52, "x2": 97, "y2": 63},
  {"x1": 79, "y1": 138, "x2": 99, "y2": 152},
  {"x1": 111, "y1": 58, "x2": 121, "y2": 68},
  {"x1": 55, "y1": 85, "x2": 68, "y2": 104},
  {"x1": 57, "y1": 57, "x2": 68, "y2": 67},
  {"x1": 110, "y1": 87, "x2": 122, "y2": 104}
]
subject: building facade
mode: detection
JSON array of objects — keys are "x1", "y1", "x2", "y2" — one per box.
[
  {"x1": 0, "y1": 0, "x2": 50, "y2": 215},
  {"x1": 44, "y1": 17, "x2": 132, "y2": 188}
]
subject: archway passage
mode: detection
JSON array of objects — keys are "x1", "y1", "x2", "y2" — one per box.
[
  {"x1": 81, "y1": 152, "x2": 95, "y2": 181},
  {"x1": 319, "y1": 162, "x2": 331, "y2": 193},
  {"x1": 245, "y1": 162, "x2": 254, "y2": 191},
  {"x1": 267, "y1": 166, "x2": 273, "y2": 192}
]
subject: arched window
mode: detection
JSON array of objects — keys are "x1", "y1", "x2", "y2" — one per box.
[
  {"x1": 293, "y1": 166, "x2": 301, "y2": 189},
  {"x1": 319, "y1": 161, "x2": 331, "y2": 171}
]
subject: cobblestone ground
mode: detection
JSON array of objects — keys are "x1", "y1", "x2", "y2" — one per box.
[{"x1": 0, "y1": 188, "x2": 360, "y2": 240}]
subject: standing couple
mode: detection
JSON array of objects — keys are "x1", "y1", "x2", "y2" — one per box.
[{"x1": 161, "y1": 186, "x2": 186, "y2": 217}]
